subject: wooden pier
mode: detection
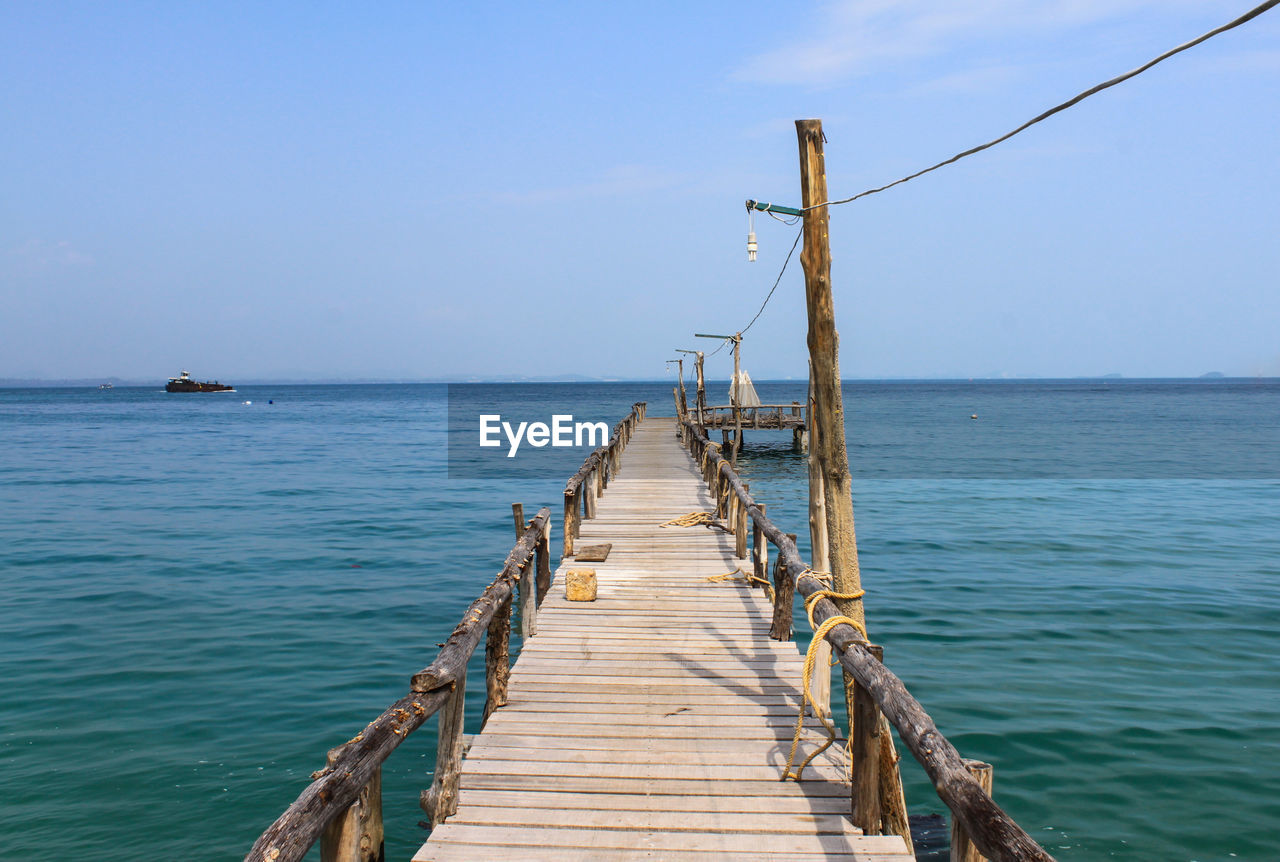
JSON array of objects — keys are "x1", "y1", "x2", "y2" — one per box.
[
  {"x1": 414, "y1": 416, "x2": 912, "y2": 861},
  {"x1": 247, "y1": 401, "x2": 1053, "y2": 862}
]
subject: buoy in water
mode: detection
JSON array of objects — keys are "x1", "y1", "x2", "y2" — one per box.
[
  {"x1": 243, "y1": 400, "x2": 252, "y2": 405},
  {"x1": 970, "y1": 414, "x2": 978, "y2": 420}
]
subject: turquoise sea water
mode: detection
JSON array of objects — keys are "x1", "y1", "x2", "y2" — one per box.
[{"x1": 1, "y1": 382, "x2": 1277, "y2": 860}]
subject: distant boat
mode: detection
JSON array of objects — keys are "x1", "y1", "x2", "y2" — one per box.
[
  {"x1": 98, "y1": 383, "x2": 113, "y2": 390},
  {"x1": 165, "y1": 371, "x2": 235, "y2": 393}
]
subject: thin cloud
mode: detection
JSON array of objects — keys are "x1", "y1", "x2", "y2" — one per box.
[
  {"x1": 732, "y1": 0, "x2": 1217, "y2": 86},
  {"x1": 5, "y1": 239, "x2": 94, "y2": 275}
]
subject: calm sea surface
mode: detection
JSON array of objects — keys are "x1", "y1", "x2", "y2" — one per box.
[{"x1": 1, "y1": 382, "x2": 1277, "y2": 861}]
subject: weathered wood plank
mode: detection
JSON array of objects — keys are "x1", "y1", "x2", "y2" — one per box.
[{"x1": 424, "y1": 823, "x2": 910, "y2": 854}]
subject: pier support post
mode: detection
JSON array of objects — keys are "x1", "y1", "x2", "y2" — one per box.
[
  {"x1": 320, "y1": 751, "x2": 383, "y2": 862},
  {"x1": 482, "y1": 595, "x2": 512, "y2": 726},
  {"x1": 584, "y1": 469, "x2": 598, "y2": 519},
  {"x1": 879, "y1": 713, "x2": 913, "y2": 847},
  {"x1": 769, "y1": 533, "x2": 799, "y2": 641},
  {"x1": 421, "y1": 666, "x2": 467, "y2": 828},
  {"x1": 851, "y1": 644, "x2": 883, "y2": 835},
  {"x1": 951, "y1": 760, "x2": 994, "y2": 862},
  {"x1": 735, "y1": 482, "x2": 749, "y2": 559},
  {"x1": 511, "y1": 502, "x2": 524, "y2": 540},
  {"x1": 536, "y1": 518, "x2": 551, "y2": 605},
  {"x1": 752, "y1": 503, "x2": 768, "y2": 586},
  {"x1": 563, "y1": 492, "x2": 577, "y2": 556},
  {"x1": 519, "y1": 558, "x2": 537, "y2": 639}
]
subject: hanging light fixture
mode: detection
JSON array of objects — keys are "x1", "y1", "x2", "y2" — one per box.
[{"x1": 746, "y1": 208, "x2": 758, "y2": 262}]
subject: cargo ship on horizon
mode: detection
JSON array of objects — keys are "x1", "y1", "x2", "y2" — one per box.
[{"x1": 165, "y1": 371, "x2": 234, "y2": 393}]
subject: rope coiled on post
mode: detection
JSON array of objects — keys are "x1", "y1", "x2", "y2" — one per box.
[{"x1": 781, "y1": 584, "x2": 867, "y2": 783}]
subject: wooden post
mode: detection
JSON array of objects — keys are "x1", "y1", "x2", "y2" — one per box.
[
  {"x1": 511, "y1": 502, "x2": 524, "y2": 540},
  {"x1": 807, "y1": 363, "x2": 833, "y2": 719},
  {"x1": 731, "y1": 333, "x2": 742, "y2": 466},
  {"x1": 482, "y1": 595, "x2": 512, "y2": 726},
  {"x1": 320, "y1": 749, "x2": 383, "y2": 862},
  {"x1": 711, "y1": 458, "x2": 723, "y2": 517},
  {"x1": 797, "y1": 118, "x2": 866, "y2": 722},
  {"x1": 879, "y1": 713, "x2": 913, "y2": 851},
  {"x1": 536, "y1": 518, "x2": 551, "y2": 604},
  {"x1": 583, "y1": 469, "x2": 597, "y2": 519},
  {"x1": 675, "y1": 358, "x2": 688, "y2": 417},
  {"x1": 421, "y1": 666, "x2": 466, "y2": 828},
  {"x1": 851, "y1": 644, "x2": 883, "y2": 835},
  {"x1": 519, "y1": 558, "x2": 536, "y2": 639},
  {"x1": 694, "y1": 351, "x2": 706, "y2": 423},
  {"x1": 951, "y1": 760, "x2": 994, "y2": 862},
  {"x1": 735, "y1": 482, "x2": 748, "y2": 559},
  {"x1": 752, "y1": 503, "x2": 767, "y2": 585},
  {"x1": 769, "y1": 533, "x2": 798, "y2": 640},
  {"x1": 563, "y1": 492, "x2": 577, "y2": 556}
]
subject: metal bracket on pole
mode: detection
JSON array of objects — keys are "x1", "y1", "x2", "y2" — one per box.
[{"x1": 746, "y1": 199, "x2": 804, "y2": 218}]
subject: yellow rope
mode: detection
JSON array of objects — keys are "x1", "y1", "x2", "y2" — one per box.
[
  {"x1": 805, "y1": 588, "x2": 864, "y2": 629},
  {"x1": 781, "y1": 588, "x2": 868, "y2": 783},
  {"x1": 659, "y1": 511, "x2": 715, "y2": 528},
  {"x1": 705, "y1": 568, "x2": 775, "y2": 603}
]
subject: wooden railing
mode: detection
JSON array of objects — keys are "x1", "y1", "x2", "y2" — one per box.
[
  {"x1": 698, "y1": 402, "x2": 805, "y2": 428},
  {"x1": 677, "y1": 416, "x2": 1055, "y2": 862},
  {"x1": 562, "y1": 401, "x2": 646, "y2": 555},
  {"x1": 245, "y1": 405, "x2": 646, "y2": 862}
]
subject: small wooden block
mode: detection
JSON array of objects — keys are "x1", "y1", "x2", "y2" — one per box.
[
  {"x1": 565, "y1": 569, "x2": 597, "y2": 602},
  {"x1": 573, "y1": 543, "x2": 612, "y2": 562}
]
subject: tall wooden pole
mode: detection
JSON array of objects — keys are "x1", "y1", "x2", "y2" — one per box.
[
  {"x1": 731, "y1": 333, "x2": 742, "y2": 466},
  {"x1": 796, "y1": 118, "x2": 911, "y2": 852},
  {"x1": 694, "y1": 351, "x2": 706, "y2": 423},
  {"x1": 676, "y1": 358, "x2": 687, "y2": 418},
  {"x1": 796, "y1": 118, "x2": 863, "y2": 639}
]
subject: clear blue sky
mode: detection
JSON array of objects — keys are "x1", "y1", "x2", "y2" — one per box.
[{"x1": 3, "y1": 1, "x2": 1277, "y2": 380}]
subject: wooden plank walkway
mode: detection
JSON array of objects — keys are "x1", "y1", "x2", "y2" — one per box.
[{"x1": 414, "y1": 417, "x2": 914, "y2": 861}]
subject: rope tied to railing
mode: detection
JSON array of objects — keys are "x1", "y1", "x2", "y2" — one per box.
[{"x1": 781, "y1": 582, "x2": 868, "y2": 783}]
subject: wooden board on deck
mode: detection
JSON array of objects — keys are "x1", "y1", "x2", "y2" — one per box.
[{"x1": 571, "y1": 542, "x2": 613, "y2": 562}]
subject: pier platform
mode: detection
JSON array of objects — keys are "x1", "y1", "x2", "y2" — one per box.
[{"x1": 414, "y1": 417, "x2": 913, "y2": 861}]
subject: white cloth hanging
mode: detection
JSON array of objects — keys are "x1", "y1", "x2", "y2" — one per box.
[{"x1": 730, "y1": 370, "x2": 762, "y2": 407}]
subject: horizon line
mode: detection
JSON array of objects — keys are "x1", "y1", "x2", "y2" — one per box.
[{"x1": 3, "y1": 374, "x2": 1272, "y2": 387}]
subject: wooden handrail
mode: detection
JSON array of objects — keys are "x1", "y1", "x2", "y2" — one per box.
[
  {"x1": 677, "y1": 416, "x2": 1054, "y2": 862},
  {"x1": 563, "y1": 403, "x2": 645, "y2": 555},
  {"x1": 410, "y1": 508, "x2": 551, "y2": 692},
  {"x1": 563, "y1": 402, "x2": 645, "y2": 494},
  {"x1": 702, "y1": 402, "x2": 806, "y2": 413},
  {"x1": 248, "y1": 402, "x2": 646, "y2": 862},
  {"x1": 245, "y1": 508, "x2": 550, "y2": 862}
]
